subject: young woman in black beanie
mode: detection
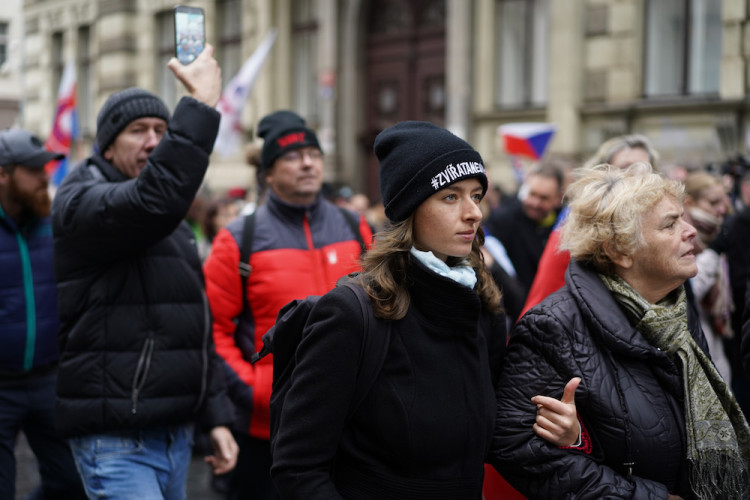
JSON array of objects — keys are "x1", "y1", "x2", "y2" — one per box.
[{"x1": 270, "y1": 121, "x2": 581, "y2": 499}]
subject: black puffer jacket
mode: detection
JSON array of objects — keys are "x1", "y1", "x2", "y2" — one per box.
[
  {"x1": 490, "y1": 259, "x2": 709, "y2": 499},
  {"x1": 743, "y1": 262, "x2": 750, "y2": 375},
  {"x1": 52, "y1": 97, "x2": 231, "y2": 437}
]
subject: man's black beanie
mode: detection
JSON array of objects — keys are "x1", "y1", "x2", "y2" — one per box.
[
  {"x1": 95, "y1": 88, "x2": 171, "y2": 153},
  {"x1": 257, "y1": 110, "x2": 321, "y2": 171},
  {"x1": 374, "y1": 121, "x2": 488, "y2": 222}
]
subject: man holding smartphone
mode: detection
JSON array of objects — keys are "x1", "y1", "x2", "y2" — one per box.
[{"x1": 51, "y1": 45, "x2": 238, "y2": 499}]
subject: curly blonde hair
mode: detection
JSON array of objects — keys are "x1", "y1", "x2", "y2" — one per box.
[
  {"x1": 359, "y1": 218, "x2": 502, "y2": 320},
  {"x1": 560, "y1": 163, "x2": 684, "y2": 274}
]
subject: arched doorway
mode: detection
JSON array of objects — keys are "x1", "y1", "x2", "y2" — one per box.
[{"x1": 361, "y1": 0, "x2": 447, "y2": 202}]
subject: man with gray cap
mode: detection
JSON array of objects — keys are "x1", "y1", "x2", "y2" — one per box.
[
  {"x1": 51, "y1": 45, "x2": 238, "y2": 499},
  {"x1": 0, "y1": 129, "x2": 86, "y2": 499}
]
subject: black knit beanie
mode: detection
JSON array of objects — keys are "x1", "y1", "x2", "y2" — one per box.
[
  {"x1": 95, "y1": 88, "x2": 171, "y2": 153},
  {"x1": 374, "y1": 121, "x2": 487, "y2": 222},
  {"x1": 257, "y1": 110, "x2": 321, "y2": 171}
]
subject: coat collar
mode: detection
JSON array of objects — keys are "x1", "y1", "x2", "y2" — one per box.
[
  {"x1": 565, "y1": 260, "x2": 674, "y2": 358},
  {"x1": 407, "y1": 256, "x2": 482, "y2": 333},
  {"x1": 266, "y1": 189, "x2": 323, "y2": 223},
  {"x1": 88, "y1": 154, "x2": 130, "y2": 183}
]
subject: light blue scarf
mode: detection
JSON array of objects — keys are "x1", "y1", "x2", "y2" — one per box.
[{"x1": 410, "y1": 247, "x2": 477, "y2": 289}]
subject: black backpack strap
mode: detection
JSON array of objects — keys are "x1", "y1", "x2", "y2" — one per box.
[
  {"x1": 340, "y1": 280, "x2": 391, "y2": 420},
  {"x1": 238, "y1": 212, "x2": 255, "y2": 306},
  {"x1": 338, "y1": 207, "x2": 367, "y2": 255}
]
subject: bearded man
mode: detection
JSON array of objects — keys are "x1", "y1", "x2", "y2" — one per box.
[{"x1": 0, "y1": 129, "x2": 86, "y2": 498}]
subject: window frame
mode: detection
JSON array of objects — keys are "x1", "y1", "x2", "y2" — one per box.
[
  {"x1": 155, "y1": 10, "x2": 177, "y2": 109},
  {"x1": 0, "y1": 22, "x2": 9, "y2": 68},
  {"x1": 494, "y1": 0, "x2": 549, "y2": 109},
  {"x1": 643, "y1": 0, "x2": 722, "y2": 98},
  {"x1": 291, "y1": 0, "x2": 320, "y2": 125}
]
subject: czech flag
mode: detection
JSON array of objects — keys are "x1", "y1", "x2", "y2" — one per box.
[
  {"x1": 45, "y1": 60, "x2": 78, "y2": 186},
  {"x1": 498, "y1": 122, "x2": 556, "y2": 160}
]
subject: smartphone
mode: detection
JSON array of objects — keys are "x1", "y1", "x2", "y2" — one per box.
[{"x1": 173, "y1": 5, "x2": 205, "y2": 65}]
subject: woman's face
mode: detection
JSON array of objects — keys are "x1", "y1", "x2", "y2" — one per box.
[
  {"x1": 693, "y1": 183, "x2": 728, "y2": 220},
  {"x1": 413, "y1": 178, "x2": 484, "y2": 262},
  {"x1": 620, "y1": 196, "x2": 698, "y2": 303},
  {"x1": 609, "y1": 147, "x2": 651, "y2": 169}
]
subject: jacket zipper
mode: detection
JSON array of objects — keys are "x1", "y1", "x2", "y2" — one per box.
[
  {"x1": 2, "y1": 205, "x2": 38, "y2": 372},
  {"x1": 17, "y1": 230, "x2": 36, "y2": 372},
  {"x1": 192, "y1": 291, "x2": 210, "y2": 412},
  {"x1": 131, "y1": 338, "x2": 155, "y2": 414},
  {"x1": 303, "y1": 212, "x2": 324, "y2": 292}
]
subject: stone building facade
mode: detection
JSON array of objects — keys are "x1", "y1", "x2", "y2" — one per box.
[
  {"x1": 13, "y1": 0, "x2": 750, "y2": 199},
  {"x1": 0, "y1": 0, "x2": 24, "y2": 130}
]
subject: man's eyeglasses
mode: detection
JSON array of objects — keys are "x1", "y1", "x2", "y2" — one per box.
[{"x1": 281, "y1": 149, "x2": 323, "y2": 163}]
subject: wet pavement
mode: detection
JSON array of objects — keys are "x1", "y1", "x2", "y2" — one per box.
[{"x1": 14, "y1": 432, "x2": 224, "y2": 500}]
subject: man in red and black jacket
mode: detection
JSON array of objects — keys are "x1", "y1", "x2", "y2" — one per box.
[{"x1": 203, "y1": 110, "x2": 372, "y2": 499}]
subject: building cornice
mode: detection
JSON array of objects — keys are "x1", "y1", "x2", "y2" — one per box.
[{"x1": 97, "y1": 0, "x2": 137, "y2": 16}]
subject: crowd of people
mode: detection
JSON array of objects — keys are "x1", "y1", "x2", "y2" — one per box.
[{"x1": 2, "y1": 44, "x2": 750, "y2": 500}]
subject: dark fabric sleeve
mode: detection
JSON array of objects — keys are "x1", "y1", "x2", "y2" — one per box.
[
  {"x1": 480, "y1": 309, "x2": 507, "y2": 387},
  {"x1": 743, "y1": 251, "x2": 750, "y2": 376},
  {"x1": 488, "y1": 261, "x2": 525, "y2": 325},
  {"x1": 489, "y1": 311, "x2": 669, "y2": 500},
  {"x1": 52, "y1": 97, "x2": 220, "y2": 265},
  {"x1": 199, "y1": 325, "x2": 235, "y2": 431},
  {"x1": 270, "y1": 286, "x2": 365, "y2": 499}
]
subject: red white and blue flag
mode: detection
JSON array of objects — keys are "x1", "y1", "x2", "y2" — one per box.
[
  {"x1": 498, "y1": 122, "x2": 556, "y2": 160},
  {"x1": 214, "y1": 29, "x2": 277, "y2": 157},
  {"x1": 45, "y1": 60, "x2": 78, "y2": 186}
]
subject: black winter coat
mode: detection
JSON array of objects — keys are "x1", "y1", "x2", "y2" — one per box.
[
  {"x1": 743, "y1": 260, "x2": 750, "y2": 375},
  {"x1": 52, "y1": 97, "x2": 231, "y2": 437},
  {"x1": 486, "y1": 200, "x2": 554, "y2": 298},
  {"x1": 490, "y1": 259, "x2": 709, "y2": 499},
  {"x1": 271, "y1": 258, "x2": 507, "y2": 499},
  {"x1": 714, "y1": 205, "x2": 750, "y2": 378}
]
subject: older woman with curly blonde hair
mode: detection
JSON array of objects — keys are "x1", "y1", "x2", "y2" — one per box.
[{"x1": 491, "y1": 164, "x2": 750, "y2": 500}]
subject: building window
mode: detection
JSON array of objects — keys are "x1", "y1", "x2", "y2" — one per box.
[
  {"x1": 51, "y1": 32, "x2": 64, "y2": 100},
  {"x1": 77, "y1": 26, "x2": 93, "y2": 137},
  {"x1": 217, "y1": 0, "x2": 242, "y2": 82},
  {"x1": 292, "y1": 0, "x2": 319, "y2": 124},
  {"x1": 644, "y1": 0, "x2": 721, "y2": 97},
  {"x1": 495, "y1": 0, "x2": 549, "y2": 108},
  {"x1": 0, "y1": 22, "x2": 8, "y2": 67},
  {"x1": 156, "y1": 11, "x2": 176, "y2": 108}
]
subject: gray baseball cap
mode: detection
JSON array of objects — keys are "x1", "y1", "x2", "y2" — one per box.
[{"x1": 0, "y1": 129, "x2": 64, "y2": 168}]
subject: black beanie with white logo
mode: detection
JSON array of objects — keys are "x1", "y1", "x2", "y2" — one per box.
[
  {"x1": 257, "y1": 110, "x2": 321, "y2": 172},
  {"x1": 374, "y1": 121, "x2": 487, "y2": 222},
  {"x1": 95, "y1": 88, "x2": 171, "y2": 154}
]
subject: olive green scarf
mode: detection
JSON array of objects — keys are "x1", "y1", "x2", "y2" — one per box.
[{"x1": 600, "y1": 274, "x2": 750, "y2": 499}]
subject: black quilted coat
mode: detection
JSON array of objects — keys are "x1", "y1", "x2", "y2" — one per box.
[{"x1": 490, "y1": 259, "x2": 709, "y2": 499}]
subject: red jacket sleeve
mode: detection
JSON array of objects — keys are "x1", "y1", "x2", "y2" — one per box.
[
  {"x1": 203, "y1": 227, "x2": 257, "y2": 387},
  {"x1": 520, "y1": 228, "x2": 569, "y2": 319}
]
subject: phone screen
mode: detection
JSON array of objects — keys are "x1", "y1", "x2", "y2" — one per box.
[{"x1": 174, "y1": 6, "x2": 205, "y2": 65}]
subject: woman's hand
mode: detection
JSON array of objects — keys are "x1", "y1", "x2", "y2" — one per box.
[{"x1": 531, "y1": 377, "x2": 581, "y2": 447}]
